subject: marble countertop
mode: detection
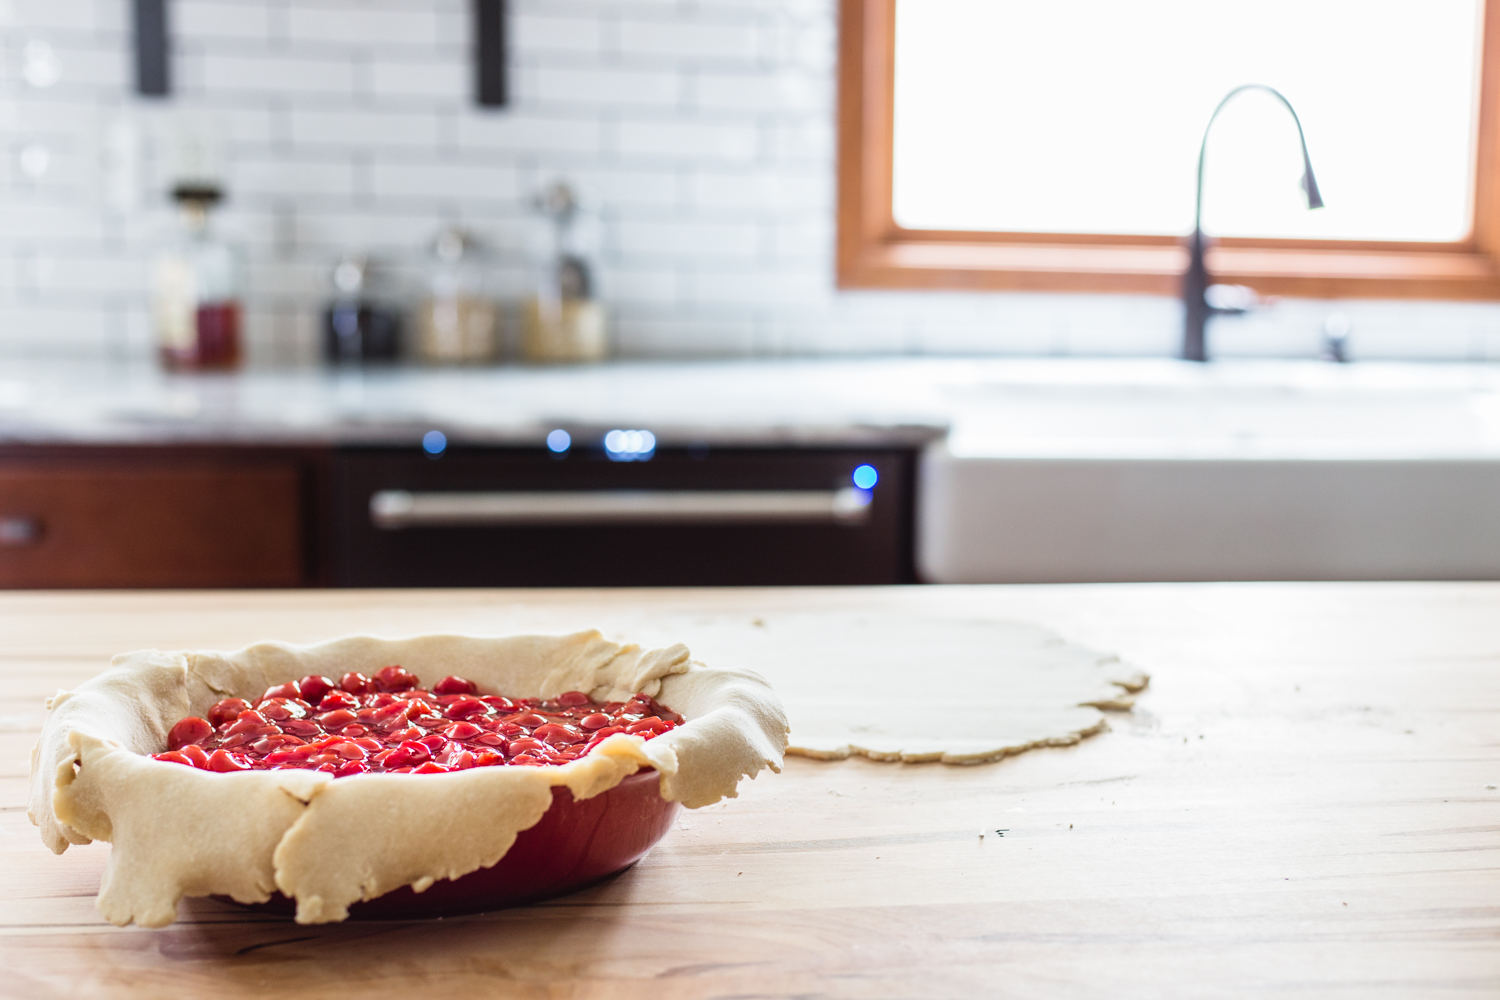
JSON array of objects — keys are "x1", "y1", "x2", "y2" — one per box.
[
  {"x1": 7, "y1": 356, "x2": 1500, "y2": 455},
  {"x1": 0, "y1": 359, "x2": 957, "y2": 449}
]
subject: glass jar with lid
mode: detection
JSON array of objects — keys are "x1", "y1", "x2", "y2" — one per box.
[
  {"x1": 151, "y1": 184, "x2": 242, "y2": 370},
  {"x1": 415, "y1": 228, "x2": 500, "y2": 364},
  {"x1": 522, "y1": 181, "x2": 607, "y2": 364},
  {"x1": 323, "y1": 254, "x2": 403, "y2": 363}
]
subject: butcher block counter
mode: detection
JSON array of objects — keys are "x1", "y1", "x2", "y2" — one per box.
[{"x1": 2, "y1": 583, "x2": 1497, "y2": 999}]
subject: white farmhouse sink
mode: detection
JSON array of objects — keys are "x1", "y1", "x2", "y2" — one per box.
[{"x1": 918, "y1": 360, "x2": 1500, "y2": 582}]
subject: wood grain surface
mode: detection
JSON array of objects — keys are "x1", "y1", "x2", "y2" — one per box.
[{"x1": 1, "y1": 584, "x2": 1497, "y2": 999}]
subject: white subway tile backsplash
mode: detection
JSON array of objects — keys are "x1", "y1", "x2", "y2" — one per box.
[
  {"x1": 459, "y1": 112, "x2": 600, "y2": 154},
  {"x1": 1, "y1": 0, "x2": 101, "y2": 32},
  {"x1": 234, "y1": 156, "x2": 357, "y2": 198},
  {"x1": 2, "y1": 0, "x2": 1498, "y2": 364},
  {"x1": 512, "y1": 14, "x2": 603, "y2": 55},
  {"x1": 368, "y1": 160, "x2": 517, "y2": 203},
  {"x1": 615, "y1": 118, "x2": 758, "y2": 162},
  {"x1": 617, "y1": 18, "x2": 759, "y2": 63},
  {"x1": 290, "y1": 108, "x2": 440, "y2": 149},
  {"x1": 175, "y1": 2, "x2": 272, "y2": 42},
  {"x1": 616, "y1": 218, "x2": 760, "y2": 259},
  {"x1": 203, "y1": 52, "x2": 355, "y2": 95},
  {"x1": 693, "y1": 69, "x2": 828, "y2": 113},
  {"x1": 367, "y1": 57, "x2": 467, "y2": 101},
  {"x1": 286, "y1": 5, "x2": 438, "y2": 48},
  {"x1": 534, "y1": 65, "x2": 680, "y2": 107}
]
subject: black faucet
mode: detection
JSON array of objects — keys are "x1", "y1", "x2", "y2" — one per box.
[{"x1": 1183, "y1": 85, "x2": 1323, "y2": 362}]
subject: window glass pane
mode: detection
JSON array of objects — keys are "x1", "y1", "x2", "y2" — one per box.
[{"x1": 892, "y1": 0, "x2": 1482, "y2": 242}]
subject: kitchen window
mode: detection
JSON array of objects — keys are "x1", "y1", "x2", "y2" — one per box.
[{"x1": 837, "y1": 0, "x2": 1500, "y2": 298}]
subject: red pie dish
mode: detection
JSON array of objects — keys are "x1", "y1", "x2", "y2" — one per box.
[{"x1": 28, "y1": 632, "x2": 788, "y2": 927}]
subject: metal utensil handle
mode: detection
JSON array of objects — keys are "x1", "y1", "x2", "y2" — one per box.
[{"x1": 370, "y1": 488, "x2": 872, "y2": 528}]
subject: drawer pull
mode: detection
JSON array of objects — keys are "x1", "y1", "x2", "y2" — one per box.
[
  {"x1": 0, "y1": 516, "x2": 41, "y2": 546},
  {"x1": 370, "y1": 488, "x2": 873, "y2": 528}
]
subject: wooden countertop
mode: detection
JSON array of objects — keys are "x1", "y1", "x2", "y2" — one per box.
[{"x1": 2, "y1": 584, "x2": 1497, "y2": 999}]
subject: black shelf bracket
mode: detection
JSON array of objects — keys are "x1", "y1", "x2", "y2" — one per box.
[
  {"x1": 475, "y1": 0, "x2": 507, "y2": 107},
  {"x1": 133, "y1": 0, "x2": 170, "y2": 97}
]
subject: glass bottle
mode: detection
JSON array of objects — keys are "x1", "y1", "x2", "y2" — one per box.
[
  {"x1": 522, "y1": 182, "x2": 607, "y2": 364},
  {"x1": 152, "y1": 184, "x2": 242, "y2": 371},
  {"x1": 415, "y1": 228, "x2": 500, "y2": 364},
  {"x1": 323, "y1": 254, "x2": 403, "y2": 363}
]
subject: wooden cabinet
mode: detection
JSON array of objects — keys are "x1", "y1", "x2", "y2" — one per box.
[{"x1": 0, "y1": 451, "x2": 315, "y2": 588}]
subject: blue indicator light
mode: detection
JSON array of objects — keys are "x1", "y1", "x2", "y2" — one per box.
[
  {"x1": 852, "y1": 464, "x2": 878, "y2": 490},
  {"x1": 422, "y1": 430, "x2": 447, "y2": 455},
  {"x1": 546, "y1": 428, "x2": 571, "y2": 453},
  {"x1": 604, "y1": 428, "x2": 656, "y2": 462}
]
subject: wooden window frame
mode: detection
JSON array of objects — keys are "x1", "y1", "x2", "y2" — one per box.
[{"x1": 837, "y1": 0, "x2": 1500, "y2": 298}]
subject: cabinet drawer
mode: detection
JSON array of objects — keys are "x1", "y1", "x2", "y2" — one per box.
[{"x1": 0, "y1": 462, "x2": 305, "y2": 588}]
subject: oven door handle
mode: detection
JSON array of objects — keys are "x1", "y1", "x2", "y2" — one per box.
[{"x1": 370, "y1": 488, "x2": 873, "y2": 528}]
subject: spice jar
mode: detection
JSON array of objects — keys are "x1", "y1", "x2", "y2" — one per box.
[
  {"x1": 522, "y1": 182, "x2": 607, "y2": 364},
  {"x1": 323, "y1": 254, "x2": 403, "y2": 363},
  {"x1": 415, "y1": 228, "x2": 500, "y2": 364},
  {"x1": 152, "y1": 184, "x2": 242, "y2": 371}
]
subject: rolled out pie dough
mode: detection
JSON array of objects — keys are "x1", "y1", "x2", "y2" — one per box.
[{"x1": 598, "y1": 612, "x2": 1148, "y2": 765}]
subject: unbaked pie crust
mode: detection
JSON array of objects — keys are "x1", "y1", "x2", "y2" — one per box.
[{"x1": 28, "y1": 631, "x2": 789, "y2": 928}]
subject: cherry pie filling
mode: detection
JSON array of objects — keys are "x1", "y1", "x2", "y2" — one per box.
[{"x1": 150, "y1": 666, "x2": 682, "y2": 777}]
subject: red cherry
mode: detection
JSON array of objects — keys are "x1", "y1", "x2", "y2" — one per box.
[
  {"x1": 329, "y1": 741, "x2": 367, "y2": 760},
  {"x1": 207, "y1": 698, "x2": 251, "y2": 729},
  {"x1": 317, "y1": 690, "x2": 359, "y2": 712},
  {"x1": 474, "y1": 751, "x2": 505, "y2": 767},
  {"x1": 181, "y1": 743, "x2": 210, "y2": 768},
  {"x1": 412, "y1": 761, "x2": 451, "y2": 774},
  {"x1": 446, "y1": 721, "x2": 483, "y2": 740},
  {"x1": 334, "y1": 760, "x2": 368, "y2": 778},
  {"x1": 443, "y1": 695, "x2": 488, "y2": 720},
  {"x1": 225, "y1": 711, "x2": 270, "y2": 736},
  {"x1": 480, "y1": 696, "x2": 516, "y2": 712},
  {"x1": 315, "y1": 709, "x2": 357, "y2": 730},
  {"x1": 532, "y1": 723, "x2": 583, "y2": 746},
  {"x1": 257, "y1": 681, "x2": 301, "y2": 705},
  {"x1": 167, "y1": 716, "x2": 213, "y2": 750},
  {"x1": 506, "y1": 737, "x2": 544, "y2": 757},
  {"x1": 374, "y1": 665, "x2": 418, "y2": 692},
  {"x1": 579, "y1": 713, "x2": 610, "y2": 731},
  {"x1": 512, "y1": 713, "x2": 547, "y2": 729},
  {"x1": 556, "y1": 690, "x2": 591, "y2": 707},
  {"x1": 281, "y1": 718, "x2": 322, "y2": 738},
  {"x1": 259, "y1": 698, "x2": 309, "y2": 722},
  {"x1": 298, "y1": 675, "x2": 336, "y2": 704},
  {"x1": 433, "y1": 675, "x2": 478, "y2": 696},
  {"x1": 339, "y1": 672, "x2": 373, "y2": 695},
  {"x1": 153, "y1": 750, "x2": 193, "y2": 767},
  {"x1": 207, "y1": 749, "x2": 252, "y2": 772}
]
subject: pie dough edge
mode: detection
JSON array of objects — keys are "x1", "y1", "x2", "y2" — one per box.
[{"x1": 29, "y1": 630, "x2": 789, "y2": 928}]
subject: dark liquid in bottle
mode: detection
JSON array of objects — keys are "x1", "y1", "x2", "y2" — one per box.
[{"x1": 160, "y1": 301, "x2": 241, "y2": 370}]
